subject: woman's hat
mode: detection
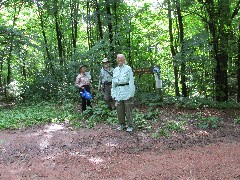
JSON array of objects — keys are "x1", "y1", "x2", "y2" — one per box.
[
  {"x1": 102, "y1": 58, "x2": 109, "y2": 63},
  {"x1": 79, "y1": 64, "x2": 87, "y2": 69}
]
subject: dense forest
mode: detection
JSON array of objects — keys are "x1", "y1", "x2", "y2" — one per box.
[
  {"x1": 1, "y1": 1, "x2": 240, "y2": 178},
  {"x1": 0, "y1": 0, "x2": 240, "y2": 102}
]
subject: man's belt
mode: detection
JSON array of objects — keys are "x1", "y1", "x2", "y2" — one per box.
[
  {"x1": 117, "y1": 83, "x2": 129, "y2": 87},
  {"x1": 104, "y1": 82, "x2": 112, "y2": 85}
]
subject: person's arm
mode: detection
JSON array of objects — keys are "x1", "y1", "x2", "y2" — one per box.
[
  {"x1": 128, "y1": 67, "x2": 135, "y2": 98},
  {"x1": 76, "y1": 74, "x2": 85, "y2": 89},
  {"x1": 75, "y1": 75, "x2": 81, "y2": 88},
  {"x1": 111, "y1": 69, "x2": 117, "y2": 100}
]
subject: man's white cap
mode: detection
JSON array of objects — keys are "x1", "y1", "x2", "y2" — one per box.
[{"x1": 102, "y1": 58, "x2": 109, "y2": 63}]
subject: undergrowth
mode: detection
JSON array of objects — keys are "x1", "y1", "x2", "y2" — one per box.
[
  {"x1": 0, "y1": 101, "x2": 80, "y2": 130},
  {"x1": 135, "y1": 92, "x2": 240, "y2": 109}
]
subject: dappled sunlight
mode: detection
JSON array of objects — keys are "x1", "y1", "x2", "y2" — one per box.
[
  {"x1": 105, "y1": 142, "x2": 118, "y2": 147},
  {"x1": 39, "y1": 124, "x2": 65, "y2": 151},
  {"x1": 89, "y1": 157, "x2": 104, "y2": 165},
  {"x1": 44, "y1": 124, "x2": 64, "y2": 133},
  {"x1": 69, "y1": 151, "x2": 104, "y2": 165},
  {"x1": 39, "y1": 134, "x2": 52, "y2": 151}
]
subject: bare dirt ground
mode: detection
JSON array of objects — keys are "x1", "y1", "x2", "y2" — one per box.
[{"x1": 1, "y1": 107, "x2": 240, "y2": 180}]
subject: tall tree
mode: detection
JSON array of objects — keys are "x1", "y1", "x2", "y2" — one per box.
[
  {"x1": 105, "y1": 0, "x2": 114, "y2": 60},
  {"x1": 86, "y1": 0, "x2": 92, "y2": 50},
  {"x1": 167, "y1": 0, "x2": 180, "y2": 97},
  {"x1": 54, "y1": 0, "x2": 64, "y2": 66},
  {"x1": 37, "y1": 2, "x2": 54, "y2": 74},
  {"x1": 175, "y1": 0, "x2": 187, "y2": 97},
  {"x1": 6, "y1": 2, "x2": 22, "y2": 84},
  {"x1": 238, "y1": 22, "x2": 240, "y2": 102},
  {"x1": 70, "y1": 0, "x2": 80, "y2": 54},
  {"x1": 95, "y1": 0, "x2": 103, "y2": 40}
]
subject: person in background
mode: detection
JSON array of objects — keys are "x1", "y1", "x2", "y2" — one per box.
[
  {"x1": 111, "y1": 54, "x2": 135, "y2": 132},
  {"x1": 98, "y1": 58, "x2": 115, "y2": 110},
  {"x1": 75, "y1": 65, "x2": 92, "y2": 112}
]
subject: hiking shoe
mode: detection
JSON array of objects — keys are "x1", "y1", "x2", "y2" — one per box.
[
  {"x1": 116, "y1": 125, "x2": 125, "y2": 131},
  {"x1": 126, "y1": 127, "x2": 133, "y2": 132}
]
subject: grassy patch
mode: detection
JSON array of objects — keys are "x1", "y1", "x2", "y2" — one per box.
[{"x1": 0, "y1": 102, "x2": 80, "y2": 130}]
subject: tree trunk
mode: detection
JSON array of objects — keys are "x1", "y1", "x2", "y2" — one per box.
[
  {"x1": 113, "y1": 0, "x2": 121, "y2": 50},
  {"x1": 71, "y1": 0, "x2": 79, "y2": 54},
  {"x1": 86, "y1": 0, "x2": 92, "y2": 50},
  {"x1": 54, "y1": 0, "x2": 63, "y2": 66},
  {"x1": 168, "y1": 0, "x2": 180, "y2": 97},
  {"x1": 105, "y1": 0, "x2": 114, "y2": 60},
  {"x1": 7, "y1": 3, "x2": 22, "y2": 84},
  {"x1": 206, "y1": 0, "x2": 230, "y2": 101},
  {"x1": 22, "y1": 52, "x2": 27, "y2": 81},
  {"x1": 237, "y1": 22, "x2": 240, "y2": 102},
  {"x1": 7, "y1": 38, "x2": 14, "y2": 85},
  {"x1": 127, "y1": 6, "x2": 132, "y2": 67},
  {"x1": 176, "y1": 0, "x2": 187, "y2": 97},
  {"x1": 215, "y1": 0, "x2": 230, "y2": 101},
  {"x1": 0, "y1": 57, "x2": 3, "y2": 87},
  {"x1": 37, "y1": 4, "x2": 54, "y2": 74},
  {"x1": 95, "y1": 0, "x2": 103, "y2": 40}
]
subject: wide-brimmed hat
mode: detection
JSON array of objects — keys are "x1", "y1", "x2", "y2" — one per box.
[
  {"x1": 102, "y1": 58, "x2": 109, "y2": 63},
  {"x1": 79, "y1": 64, "x2": 87, "y2": 69}
]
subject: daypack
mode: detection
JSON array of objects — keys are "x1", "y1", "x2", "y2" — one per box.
[{"x1": 80, "y1": 89, "x2": 92, "y2": 100}]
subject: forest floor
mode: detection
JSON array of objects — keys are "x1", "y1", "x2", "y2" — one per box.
[{"x1": 1, "y1": 107, "x2": 240, "y2": 179}]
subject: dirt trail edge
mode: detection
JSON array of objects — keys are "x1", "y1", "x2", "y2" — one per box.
[{"x1": 0, "y1": 123, "x2": 240, "y2": 180}]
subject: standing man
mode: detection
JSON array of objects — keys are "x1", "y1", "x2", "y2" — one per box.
[
  {"x1": 98, "y1": 58, "x2": 115, "y2": 110},
  {"x1": 111, "y1": 54, "x2": 135, "y2": 132}
]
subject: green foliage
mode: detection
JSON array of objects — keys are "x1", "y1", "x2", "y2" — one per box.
[
  {"x1": 152, "y1": 128, "x2": 169, "y2": 138},
  {"x1": 133, "y1": 108, "x2": 160, "y2": 130},
  {"x1": 135, "y1": 92, "x2": 163, "y2": 106},
  {"x1": 152, "y1": 120, "x2": 186, "y2": 138},
  {"x1": 163, "y1": 120, "x2": 187, "y2": 132},
  {"x1": 80, "y1": 100, "x2": 117, "y2": 128},
  {"x1": 152, "y1": 120, "x2": 187, "y2": 138},
  {"x1": 133, "y1": 109, "x2": 152, "y2": 130},
  {"x1": 1, "y1": 0, "x2": 240, "y2": 108},
  {"x1": 234, "y1": 117, "x2": 240, "y2": 124},
  {"x1": 0, "y1": 102, "x2": 80, "y2": 130},
  {"x1": 197, "y1": 116, "x2": 220, "y2": 129},
  {"x1": 136, "y1": 93, "x2": 240, "y2": 109}
]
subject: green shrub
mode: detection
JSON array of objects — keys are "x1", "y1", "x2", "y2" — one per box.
[
  {"x1": 135, "y1": 93, "x2": 240, "y2": 109},
  {"x1": 82, "y1": 101, "x2": 107, "y2": 128},
  {"x1": 234, "y1": 117, "x2": 240, "y2": 124},
  {"x1": 152, "y1": 120, "x2": 186, "y2": 138},
  {"x1": 0, "y1": 102, "x2": 80, "y2": 130},
  {"x1": 152, "y1": 128, "x2": 169, "y2": 138},
  {"x1": 133, "y1": 108, "x2": 161, "y2": 130},
  {"x1": 133, "y1": 109, "x2": 152, "y2": 130},
  {"x1": 163, "y1": 120, "x2": 187, "y2": 132},
  {"x1": 197, "y1": 116, "x2": 220, "y2": 129}
]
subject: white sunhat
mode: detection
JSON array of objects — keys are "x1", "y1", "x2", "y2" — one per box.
[{"x1": 102, "y1": 58, "x2": 109, "y2": 63}]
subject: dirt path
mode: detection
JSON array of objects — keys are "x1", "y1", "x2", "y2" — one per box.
[{"x1": 0, "y1": 123, "x2": 240, "y2": 180}]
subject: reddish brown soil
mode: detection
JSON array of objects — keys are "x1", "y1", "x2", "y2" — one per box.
[{"x1": 1, "y1": 118, "x2": 240, "y2": 180}]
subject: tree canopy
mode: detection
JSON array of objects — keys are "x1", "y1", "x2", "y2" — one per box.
[{"x1": 0, "y1": 0, "x2": 240, "y2": 102}]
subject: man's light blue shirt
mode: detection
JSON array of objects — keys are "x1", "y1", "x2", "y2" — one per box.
[{"x1": 111, "y1": 64, "x2": 135, "y2": 101}]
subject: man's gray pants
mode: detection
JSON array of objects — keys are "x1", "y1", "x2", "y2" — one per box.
[
  {"x1": 103, "y1": 84, "x2": 115, "y2": 109},
  {"x1": 116, "y1": 97, "x2": 134, "y2": 127}
]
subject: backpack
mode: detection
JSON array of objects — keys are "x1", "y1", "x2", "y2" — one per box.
[{"x1": 80, "y1": 89, "x2": 92, "y2": 100}]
